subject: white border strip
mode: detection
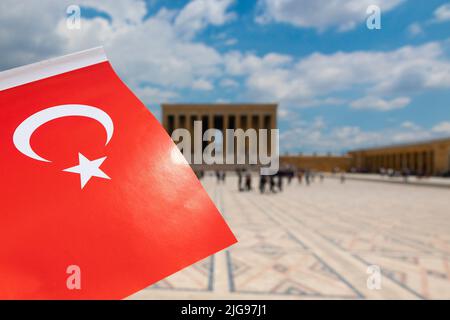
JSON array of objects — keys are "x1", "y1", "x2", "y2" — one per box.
[{"x1": 0, "y1": 47, "x2": 108, "y2": 91}]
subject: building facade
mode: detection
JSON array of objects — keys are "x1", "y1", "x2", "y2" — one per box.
[
  {"x1": 162, "y1": 103, "x2": 277, "y2": 134},
  {"x1": 280, "y1": 155, "x2": 352, "y2": 172},
  {"x1": 161, "y1": 103, "x2": 277, "y2": 166},
  {"x1": 161, "y1": 103, "x2": 450, "y2": 176},
  {"x1": 349, "y1": 138, "x2": 450, "y2": 176}
]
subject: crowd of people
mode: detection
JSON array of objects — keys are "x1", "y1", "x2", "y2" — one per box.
[
  {"x1": 349, "y1": 166, "x2": 431, "y2": 183},
  {"x1": 195, "y1": 167, "x2": 346, "y2": 193},
  {"x1": 377, "y1": 167, "x2": 417, "y2": 182},
  {"x1": 231, "y1": 167, "x2": 345, "y2": 194}
]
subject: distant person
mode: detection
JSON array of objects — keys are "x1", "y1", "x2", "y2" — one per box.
[
  {"x1": 297, "y1": 171, "x2": 303, "y2": 184},
  {"x1": 402, "y1": 168, "x2": 410, "y2": 183},
  {"x1": 320, "y1": 173, "x2": 324, "y2": 183},
  {"x1": 259, "y1": 175, "x2": 267, "y2": 194},
  {"x1": 287, "y1": 169, "x2": 294, "y2": 185},
  {"x1": 269, "y1": 176, "x2": 276, "y2": 193},
  {"x1": 216, "y1": 170, "x2": 221, "y2": 183},
  {"x1": 245, "y1": 172, "x2": 252, "y2": 191},
  {"x1": 277, "y1": 174, "x2": 283, "y2": 192},
  {"x1": 388, "y1": 168, "x2": 394, "y2": 177},
  {"x1": 221, "y1": 171, "x2": 226, "y2": 182},
  {"x1": 340, "y1": 173, "x2": 346, "y2": 184},
  {"x1": 237, "y1": 169, "x2": 243, "y2": 191},
  {"x1": 305, "y1": 171, "x2": 310, "y2": 186},
  {"x1": 417, "y1": 170, "x2": 424, "y2": 179}
]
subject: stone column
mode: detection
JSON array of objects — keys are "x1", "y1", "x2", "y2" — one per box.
[
  {"x1": 162, "y1": 113, "x2": 167, "y2": 130},
  {"x1": 186, "y1": 113, "x2": 192, "y2": 133},
  {"x1": 271, "y1": 113, "x2": 276, "y2": 129},
  {"x1": 236, "y1": 112, "x2": 241, "y2": 129},
  {"x1": 258, "y1": 114, "x2": 265, "y2": 159},
  {"x1": 208, "y1": 114, "x2": 214, "y2": 130},
  {"x1": 232, "y1": 113, "x2": 241, "y2": 163},
  {"x1": 174, "y1": 113, "x2": 180, "y2": 131},
  {"x1": 407, "y1": 153, "x2": 412, "y2": 170},
  {"x1": 417, "y1": 151, "x2": 423, "y2": 175},
  {"x1": 189, "y1": 113, "x2": 198, "y2": 158},
  {"x1": 429, "y1": 151, "x2": 434, "y2": 175},
  {"x1": 425, "y1": 151, "x2": 431, "y2": 175},
  {"x1": 223, "y1": 114, "x2": 229, "y2": 163},
  {"x1": 413, "y1": 152, "x2": 418, "y2": 173}
]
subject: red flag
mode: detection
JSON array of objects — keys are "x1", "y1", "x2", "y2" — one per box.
[{"x1": 0, "y1": 47, "x2": 236, "y2": 299}]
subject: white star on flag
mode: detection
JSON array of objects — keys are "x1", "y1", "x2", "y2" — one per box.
[{"x1": 63, "y1": 153, "x2": 111, "y2": 189}]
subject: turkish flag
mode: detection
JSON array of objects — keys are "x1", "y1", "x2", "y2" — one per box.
[{"x1": 0, "y1": 48, "x2": 236, "y2": 299}]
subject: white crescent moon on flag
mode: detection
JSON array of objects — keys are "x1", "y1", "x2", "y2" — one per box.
[{"x1": 13, "y1": 104, "x2": 114, "y2": 162}]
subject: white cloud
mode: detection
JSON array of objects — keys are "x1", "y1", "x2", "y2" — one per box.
[
  {"x1": 280, "y1": 122, "x2": 385, "y2": 153},
  {"x1": 6, "y1": 1, "x2": 446, "y2": 117},
  {"x1": 224, "y1": 38, "x2": 238, "y2": 46},
  {"x1": 407, "y1": 23, "x2": 424, "y2": 37},
  {"x1": 0, "y1": 0, "x2": 152, "y2": 69},
  {"x1": 219, "y1": 78, "x2": 239, "y2": 87},
  {"x1": 135, "y1": 86, "x2": 179, "y2": 104},
  {"x1": 1, "y1": 0, "x2": 449, "y2": 154},
  {"x1": 278, "y1": 109, "x2": 289, "y2": 119},
  {"x1": 134, "y1": 86, "x2": 179, "y2": 119},
  {"x1": 192, "y1": 79, "x2": 214, "y2": 90},
  {"x1": 406, "y1": 4, "x2": 450, "y2": 37},
  {"x1": 350, "y1": 96, "x2": 410, "y2": 111},
  {"x1": 255, "y1": 0, "x2": 404, "y2": 32},
  {"x1": 0, "y1": 1, "x2": 65, "y2": 68},
  {"x1": 432, "y1": 121, "x2": 450, "y2": 134},
  {"x1": 224, "y1": 51, "x2": 293, "y2": 75},
  {"x1": 225, "y1": 42, "x2": 450, "y2": 110},
  {"x1": 279, "y1": 117, "x2": 450, "y2": 153},
  {"x1": 215, "y1": 98, "x2": 230, "y2": 103},
  {"x1": 212, "y1": 32, "x2": 237, "y2": 46},
  {"x1": 81, "y1": 0, "x2": 147, "y2": 26},
  {"x1": 106, "y1": 17, "x2": 223, "y2": 90},
  {"x1": 0, "y1": 0, "x2": 233, "y2": 97},
  {"x1": 174, "y1": 0, "x2": 236, "y2": 38},
  {"x1": 401, "y1": 121, "x2": 420, "y2": 130},
  {"x1": 434, "y1": 4, "x2": 450, "y2": 22}
]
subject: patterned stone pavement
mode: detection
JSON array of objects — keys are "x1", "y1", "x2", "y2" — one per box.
[{"x1": 129, "y1": 174, "x2": 450, "y2": 300}]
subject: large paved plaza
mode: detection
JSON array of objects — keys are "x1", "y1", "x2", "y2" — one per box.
[{"x1": 130, "y1": 174, "x2": 450, "y2": 299}]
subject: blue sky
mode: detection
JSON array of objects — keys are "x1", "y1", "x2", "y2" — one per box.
[{"x1": 1, "y1": 0, "x2": 450, "y2": 153}]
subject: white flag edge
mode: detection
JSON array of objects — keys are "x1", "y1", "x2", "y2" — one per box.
[{"x1": 0, "y1": 47, "x2": 108, "y2": 92}]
